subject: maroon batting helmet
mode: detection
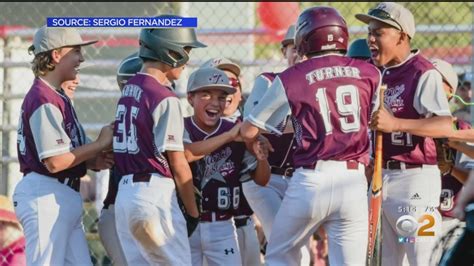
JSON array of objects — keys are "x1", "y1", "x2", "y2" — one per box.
[{"x1": 295, "y1": 6, "x2": 349, "y2": 57}]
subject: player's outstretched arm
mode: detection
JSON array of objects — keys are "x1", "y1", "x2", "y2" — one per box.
[
  {"x1": 167, "y1": 150, "x2": 199, "y2": 218},
  {"x1": 370, "y1": 109, "x2": 453, "y2": 138},
  {"x1": 43, "y1": 125, "x2": 113, "y2": 173},
  {"x1": 184, "y1": 123, "x2": 241, "y2": 163},
  {"x1": 240, "y1": 121, "x2": 261, "y2": 143},
  {"x1": 449, "y1": 129, "x2": 474, "y2": 142},
  {"x1": 447, "y1": 140, "x2": 474, "y2": 159}
]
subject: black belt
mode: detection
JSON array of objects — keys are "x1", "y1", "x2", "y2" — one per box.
[
  {"x1": 132, "y1": 173, "x2": 152, "y2": 182},
  {"x1": 383, "y1": 160, "x2": 423, "y2": 170},
  {"x1": 57, "y1": 177, "x2": 80, "y2": 192},
  {"x1": 234, "y1": 217, "x2": 250, "y2": 228},
  {"x1": 200, "y1": 212, "x2": 232, "y2": 222},
  {"x1": 270, "y1": 166, "x2": 294, "y2": 177}
]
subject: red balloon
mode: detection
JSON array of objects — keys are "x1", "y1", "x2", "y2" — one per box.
[{"x1": 257, "y1": 2, "x2": 300, "y2": 32}]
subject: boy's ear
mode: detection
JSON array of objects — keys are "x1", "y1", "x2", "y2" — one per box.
[
  {"x1": 51, "y1": 49, "x2": 62, "y2": 64},
  {"x1": 187, "y1": 93, "x2": 194, "y2": 107}
]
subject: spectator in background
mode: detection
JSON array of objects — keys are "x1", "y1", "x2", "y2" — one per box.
[
  {"x1": 0, "y1": 195, "x2": 25, "y2": 266},
  {"x1": 452, "y1": 73, "x2": 472, "y2": 121}
]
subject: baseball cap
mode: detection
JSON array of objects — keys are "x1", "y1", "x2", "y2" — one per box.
[
  {"x1": 200, "y1": 57, "x2": 241, "y2": 77},
  {"x1": 0, "y1": 195, "x2": 20, "y2": 227},
  {"x1": 29, "y1": 25, "x2": 98, "y2": 55},
  {"x1": 187, "y1": 67, "x2": 236, "y2": 94},
  {"x1": 355, "y1": 2, "x2": 416, "y2": 39},
  {"x1": 281, "y1": 24, "x2": 296, "y2": 47},
  {"x1": 431, "y1": 58, "x2": 459, "y2": 93}
]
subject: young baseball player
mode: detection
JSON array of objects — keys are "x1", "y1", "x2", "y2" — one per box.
[
  {"x1": 200, "y1": 57, "x2": 263, "y2": 266},
  {"x1": 97, "y1": 52, "x2": 142, "y2": 265},
  {"x1": 184, "y1": 67, "x2": 270, "y2": 266},
  {"x1": 431, "y1": 59, "x2": 474, "y2": 250},
  {"x1": 241, "y1": 6, "x2": 382, "y2": 265},
  {"x1": 12, "y1": 25, "x2": 114, "y2": 265},
  {"x1": 113, "y1": 20, "x2": 206, "y2": 265},
  {"x1": 242, "y1": 24, "x2": 314, "y2": 265},
  {"x1": 356, "y1": 2, "x2": 453, "y2": 265}
]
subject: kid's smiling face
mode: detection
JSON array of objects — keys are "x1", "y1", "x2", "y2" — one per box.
[{"x1": 188, "y1": 88, "x2": 228, "y2": 133}]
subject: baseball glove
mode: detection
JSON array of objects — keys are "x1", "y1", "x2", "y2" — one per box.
[
  {"x1": 434, "y1": 138, "x2": 455, "y2": 175},
  {"x1": 177, "y1": 186, "x2": 202, "y2": 237}
]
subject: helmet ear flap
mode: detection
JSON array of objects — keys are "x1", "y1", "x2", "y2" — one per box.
[{"x1": 116, "y1": 52, "x2": 143, "y2": 91}]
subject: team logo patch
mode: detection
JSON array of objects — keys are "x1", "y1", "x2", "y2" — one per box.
[
  {"x1": 56, "y1": 139, "x2": 64, "y2": 145},
  {"x1": 384, "y1": 84, "x2": 405, "y2": 113}
]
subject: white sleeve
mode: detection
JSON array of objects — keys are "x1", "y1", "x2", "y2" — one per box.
[
  {"x1": 413, "y1": 69, "x2": 452, "y2": 117},
  {"x1": 152, "y1": 97, "x2": 184, "y2": 152},
  {"x1": 243, "y1": 75, "x2": 273, "y2": 118},
  {"x1": 246, "y1": 76, "x2": 291, "y2": 135},
  {"x1": 30, "y1": 103, "x2": 72, "y2": 160}
]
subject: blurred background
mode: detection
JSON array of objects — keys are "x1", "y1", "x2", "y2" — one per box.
[{"x1": 0, "y1": 2, "x2": 472, "y2": 265}]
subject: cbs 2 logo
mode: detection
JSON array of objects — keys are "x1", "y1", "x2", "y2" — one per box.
[{"x1": 395, "y1": 214, "x2": 436, "y2": 237}]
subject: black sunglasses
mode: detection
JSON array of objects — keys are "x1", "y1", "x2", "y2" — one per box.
[{"x1": 368, "y1": 8, "x2": 404, "y2": 33}]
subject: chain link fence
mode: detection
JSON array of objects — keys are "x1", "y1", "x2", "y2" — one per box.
[{"x1": 0, "y1": 2, "x2": 472, "y2": 265}]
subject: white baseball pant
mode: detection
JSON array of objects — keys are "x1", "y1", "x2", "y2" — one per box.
[
  {"x1": 265, "y1": 161, "x2": 369, "y2": 266},
  {"x1": 13, "y1": 172, "x2": 92, "y2": 266},
  {"x1": 242, "y1": 174, "x2": 312, "y2": 265},
  {"x1": 98, "y1": 204, "x2": 127, "y2": 265},
  {"x1": 189, "y1": 218, "x2": 242, "y2": 266},
  {"x1": 381, "y1": 165, "x2": 442, "y2": 266},
  {"x1": 236, "y1": 216, "x2": 262, "y2": 266},
  {"x1": 114, "y1": 174, "x2": 191, "y2": 265}
]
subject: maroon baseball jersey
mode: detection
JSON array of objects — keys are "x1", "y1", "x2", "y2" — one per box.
[
  {"x1": 222, "y1": 112, "x2": 255, "y2": 217},
  {"x1": 17, "y1": 78, "x2": 87, "y2": 179},
  {"x1": 184, "y1": 117, "x2": 257, "y2": 215},
  {"x1": 440, "y1": 119, "x2": 472, "y2": 218},
  {"x1": 113, "y1": 73, "x2": 184, "y2": 178},
  {"x1": 248, "y1": 55, "x2": 381, "y2": 168},
  {"x1": 380, "y1": 51, "x2": 451, "y2": 164}
]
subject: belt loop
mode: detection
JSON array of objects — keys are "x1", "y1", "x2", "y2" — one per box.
[
  {"x1": 212, "y1": 212, "x2": 216, "y2": 222},
  {"x1": 400, "y1": 162, "x2": 406, "y2": 170}
]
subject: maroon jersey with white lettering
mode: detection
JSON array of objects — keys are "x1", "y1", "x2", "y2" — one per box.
[
  {"x1": 17, "y1": 78, "x2": 86, "y2": 179},
  {"x1": 184, "y1": 117, "x2": 256, "y2": 215},
  {"x1": 381, "y1": 53, "x2": 440, "y2": 164},
  {"x1": 113, "y1": 73, "x2": 183, "y2": 178},
  {"x1": 278, "y1": 55, "x2": 381, "y2": 167}
]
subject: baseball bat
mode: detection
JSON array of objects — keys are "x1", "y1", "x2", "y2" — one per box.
[{"x1": 367, "y1": 84, "x2": 386, "y2": 266}]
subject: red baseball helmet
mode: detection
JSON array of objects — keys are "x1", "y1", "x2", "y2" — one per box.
[{"x1": 295, "y1": 6, "x2": 349, "y2": 57}]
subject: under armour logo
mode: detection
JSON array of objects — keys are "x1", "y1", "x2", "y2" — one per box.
[
  {"x1": 123, "y1": 179, "x2": 128, "y2": 185},
  {"x1": 224, "y1": 248, "x2": 234, "y2": 255}
]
